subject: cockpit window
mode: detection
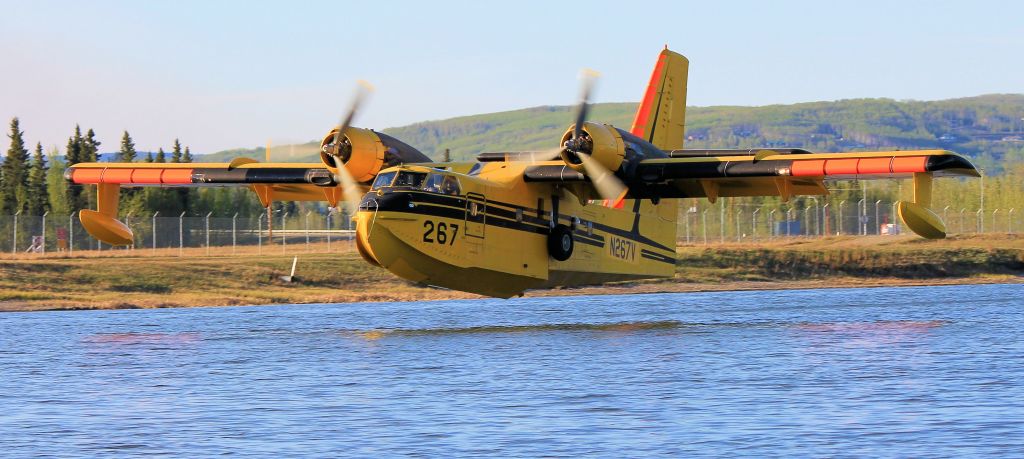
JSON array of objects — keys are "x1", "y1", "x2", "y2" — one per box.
[
  {"x1": 393, "y1": 171, "x2": 427, "y2": 189},
  {"x1": 371, "y1": 171, "x2": 397, "y2": 190},
  {"x1": 423, "y1": 173, "x2": 461, "y2": 196}
]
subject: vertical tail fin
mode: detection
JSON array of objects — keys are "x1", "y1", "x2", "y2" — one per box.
[{"x1": 630, "y1": 47, "x2": 689, "y2": 150}]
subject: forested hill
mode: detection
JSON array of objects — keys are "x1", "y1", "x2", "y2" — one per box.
[{"x1": 203, "y1": 94, "x2": 1024, "y2": 163}]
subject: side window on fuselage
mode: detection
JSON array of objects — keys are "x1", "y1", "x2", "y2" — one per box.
[
  {"x1": 393, "y1": 171, "x2": 426, "y2": 189},
  {"x1": 424, "y1": 174, "x2": 461, "y2": 196},
  {"x1": 371, "y1": 171, "x2": 397, "y2": 190}
]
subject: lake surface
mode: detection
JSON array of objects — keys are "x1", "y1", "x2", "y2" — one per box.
[{"x1": 1, "y1": 284, "x2": 1022, "y2": 457}]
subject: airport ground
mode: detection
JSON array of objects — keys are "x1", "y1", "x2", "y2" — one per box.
[{"x1": 0, "y1": 234, "x2": 1020, "y2": 312}]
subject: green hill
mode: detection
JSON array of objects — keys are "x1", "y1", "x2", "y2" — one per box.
[{"x1": 202, "y1": 94, "x2": 1024, "y2": 164}]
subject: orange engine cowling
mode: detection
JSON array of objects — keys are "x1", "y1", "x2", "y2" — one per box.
[
  {"x1": 320, "y1": 127, "x2": 431, "y2": 183},
  {"x1": 559, "y1": 122, "x2": 626, "y2": 174}
]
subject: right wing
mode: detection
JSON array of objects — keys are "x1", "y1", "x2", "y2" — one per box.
[{"x1": 66, "y1": 159, "x2": 347, "y2": 245}]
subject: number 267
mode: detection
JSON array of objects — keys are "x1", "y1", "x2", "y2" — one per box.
[{"x1": 423, "y1": 221, "x2": 458, "y2": 245}]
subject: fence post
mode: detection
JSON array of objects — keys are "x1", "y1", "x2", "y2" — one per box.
[
  {"x1": 684, "y1": 207, "x2": 691, "y2": 244},
  {"x1": 959, "y1": 208, "x2": 966, "y2": 234},
  {"x1": 786, "y1": 209, "x2": 793, "y2": 237},
  {"x1": 943, "y1": 206, "x2": 950, "y2": 228},
  {"x1": 178, "y1": 211, "x2": 186, "y2": 257},
  {"x1": 736, "y1": 209, "x2": 742, "y2": 242},
  {"x1": 305, "y1": 210, "x2": 311, "y2": 250},
  {"x1": 838, "y1": 200, "x2": 845, "y2": 236},
  {"x1": 752, "y1": 208, "x2": 760, "y2": 242},
  {"x1": 69, "y1": 212, "x2": 75, "y2": 255},
  {"x1": 1009, "y1": 208, "x2": 1015, "y2": 234},
  {"x1": 701, "y1": 209, "x2": 707, "y2": 245},
  {"x1": 205, "y1": 212, "x2": 212, "y2": 256},
  {"x1": 124, "y1": 212, "x2": 133, "y2": 251},
  {"x1": 769, "y1": 209, "x2": 776, "y2": 240},
  {"x1": 281, "y1": 211, "x2": 289, "y2": 253},
  {"x1": 326, "y1": 211, "x2": 332, "y2": 252},
  {"x1": 12, "y1": 210, "x2": 20, "y2": 253},
  {"x1": 258, "y1": 213, "x2": 264, "y2": 255},
  {"x1": 976, "y1": 209, "x2": 983, "y2": 233},
  {"x1": 232, "y1": 213, "x2": 238, "y2": 255},
  {"x1": 857, "y1": 198, "x2": 866, "y2": 235},
  {"x1": 807, "y1": 197, "x2": 819, "y2": 236},
  {"x1": 822, "y1": 203, "x2": 830, "y2": 236},
  {"x1": 152, "y1": 211, "x2": 159, "y2": 255},
  {"x1": 719, "y1": 202, "x2": 725, "y2": 243},
  {"x1": 41, "y1": 211, "x2": 48, "y2": 254}
]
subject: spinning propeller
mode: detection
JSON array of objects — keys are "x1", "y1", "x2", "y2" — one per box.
[
  {"x1": 323, "y1": 81, "x2": 375, "y2": 214},
  {"x1": 560, "y1": 70, "x2": 628, "y2": 203}
]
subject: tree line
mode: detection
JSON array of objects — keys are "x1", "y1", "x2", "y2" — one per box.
[{"x1": 4, "y1": 117, "x2": 274, "y2": 219}]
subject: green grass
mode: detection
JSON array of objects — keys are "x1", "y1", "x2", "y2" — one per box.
[{"x1": 1, "y1": 234, "x2": 1020, "y2": 311}]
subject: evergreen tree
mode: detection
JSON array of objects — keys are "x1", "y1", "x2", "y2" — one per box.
[
  {"x1": 82, "y1": 128, "x2": 101, "y2": 211},
  {"x1": 1, "y1": 118, "x2": 30, "y2": 214},
  {"x1": 65, "y1": 125, "x2": 86, "y2": 211},
  {"x1": 155, "y1": 148, "x2": 166, "y2": 163},
  {"x1": 25, "y1": 142, "x2": 48, "y2": 215},
  {"x1": 144, "y1": 151, "x2": 154, "y2": 163},
  {"x1": 65, "y1": 125, "x2": 82, "y2": 166},
  {"x1": 171, "y1": 138, "x2": 182, "y2": 163},
  {"x1": 45, "y1": 152, "x2": 70, "y2": 215},
  {"x1": 83, "y1": 128, "x2": 100, "y2": 162},
  {"x1": 118, "y1": 131, "x2": 137, "y2": 162},
  {"x1": 183, "y1": 146, "x2": 193, "y2": 163}
]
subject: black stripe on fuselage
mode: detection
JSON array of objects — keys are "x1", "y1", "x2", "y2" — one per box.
[{"x1": 365, "y1": 189, "x2": 674, "y2": 264}]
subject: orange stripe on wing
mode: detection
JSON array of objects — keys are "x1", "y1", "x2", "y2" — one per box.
[{"x1": 791, "y1": 156, "x2": 928, "y2": 177}]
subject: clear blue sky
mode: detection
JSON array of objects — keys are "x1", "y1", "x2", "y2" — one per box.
[{"x1": 1, "y1": 0, "x2": 1021, "y2": 153}]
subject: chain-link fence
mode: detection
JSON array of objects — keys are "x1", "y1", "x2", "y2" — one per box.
[
  {"x1": 677, "y1": 200, "x2": 1017, "y2": 245},
  {"x1": 0, "y1": 202, "x2": 1017, "y2": 257},
  {"x1": 0, "y1": 211, "x2": 357, "y2": 257}
]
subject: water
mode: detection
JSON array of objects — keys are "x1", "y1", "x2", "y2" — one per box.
[{"x1": 1, "y1": 284, "x2": 1022, "y2": 457}]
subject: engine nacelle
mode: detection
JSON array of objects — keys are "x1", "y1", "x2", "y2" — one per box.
[
  {"x1": 559, "y1": 122, "x2": 626, "y2": 174},
  {"x1": 320, "y1": 127, "x2": 431, "y2": 183}
]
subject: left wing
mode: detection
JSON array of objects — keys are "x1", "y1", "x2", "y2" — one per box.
[
  {"x1": 627, "y1": 149, "x2": 978, "y2": 200},
  {"x1": 524, "y1": 148, "x2": 979, "y2": 239}
]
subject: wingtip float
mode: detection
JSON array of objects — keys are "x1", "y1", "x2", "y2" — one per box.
[{"x1": 66, "y1": 47, "x2": 980, "y2": 297}]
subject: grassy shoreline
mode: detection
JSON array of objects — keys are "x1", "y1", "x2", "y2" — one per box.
[{"x1": 1, "y1": 234, "x2": 1020, "y2": 312}]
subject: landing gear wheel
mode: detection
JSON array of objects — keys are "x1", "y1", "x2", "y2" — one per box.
[{"x1": 547, "y1": 224, "x2": 574, "y2": 261}]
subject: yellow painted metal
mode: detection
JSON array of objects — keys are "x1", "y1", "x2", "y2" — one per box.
[
  {"x1": 898, "y1": 201, "x2": 946, "y2": 239},
  {"x1": 353, "y1": 162, "x2": 678, "y2": 297},
  {"x1": 228, "y1": 157, "x2": 259, "y2": 169},
  {"x1": 913, "y1": 172, "x2": 933, "y2": 207},
  {"x1": 318, "y1": 127, "x2": 386, "y2": 183},
  {"x1": 630, "y1": 49, "x2": 689, "y2": 150},
  {"x1": 79, "y1": 183, "x2": 133, "y2": 246},
  {"x1": 70, "y1": 162, "x2": 324, "y2": 169},
  {"x1": 559, "y1": 122, "x2": 626, "y2": 173}
]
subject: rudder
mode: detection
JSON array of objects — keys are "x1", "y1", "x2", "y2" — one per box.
[{"x1": 630, "y1": 48, "x2": 689, "y2": 151}]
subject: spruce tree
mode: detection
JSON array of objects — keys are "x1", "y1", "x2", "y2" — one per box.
[
  {"x1": 183, "y1": 146, "x2": 193, "y2": 163},
  {"x1": 83, "y1": 128, "x2": 100, "y2": 162},
  {"x1": 26, "y1": 142, "x2": 48, "y2": 215},
  {"x1": 2, "y1": 118, "x2": 31, "y2": 214},
  {"x1": 65, "y1": 125, "x2": 82, "y2": 166},
  {"x1": 155, "y1": 148, "x2": 166, "y2": 163},
  {"x1": 118, "y1": 131, "x2": 137, "y2": 162},
  {"x1": 171, "y1": 138, "x2": 182, "y2": 163},
  {"x1": 65, "y1": 125, "x2": 86, "y2": 211},
  {"x1": 144, "y1": 151, "x2": 154, "y2": 163}
]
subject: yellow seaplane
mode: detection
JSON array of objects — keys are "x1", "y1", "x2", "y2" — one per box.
[{"x1": 68, "y1": 48, "x2": 979, "y2": 298}]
